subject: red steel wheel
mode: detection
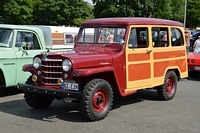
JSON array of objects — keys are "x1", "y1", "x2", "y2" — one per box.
[
  {"x1": 80, "y1": 79, "x2": 113, "y2": 121},
  {"x1": 92, "y1": 88, "x2": 108, "y2": 113},
  {"x1": 157, "y1": 71, "x2": 177, "y2": 100}
]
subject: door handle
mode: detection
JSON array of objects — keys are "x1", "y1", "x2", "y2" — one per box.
[{"x1": 146, "y1": 50, "x2": 152, "y2": 54}]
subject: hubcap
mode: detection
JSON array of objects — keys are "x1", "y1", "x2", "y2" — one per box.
[
  {"x1": 92, "y1": 88, "x2": 108, "y2": 113},
  {"x1": 166, "y1": 77, "x2": 174, "y2": 94}
]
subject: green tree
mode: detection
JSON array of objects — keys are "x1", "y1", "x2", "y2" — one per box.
[
  {"x1": 3, "y1": 0, "x2": 33, "y2": 24},
  {"x1": 186, "y1": 0, "x2": 200, "y2": 28},
  {"x1": 152, "y1": 0, "x2": 172, "y2": 20},
  {"x1": 34, "y1": 0, "x2": 93, "y2": 26},
  {"x1": 170, "y1": 0, "x2": 184, "y2": 22}
]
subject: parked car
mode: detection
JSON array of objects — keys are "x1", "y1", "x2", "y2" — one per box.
[
  {"x1": 187, "y1": 52, "x2": 200, "y2": 77},
  {"x1": 0, "y1": 24, "x2": 76, "y2": 89},
  {"x1": 18, "y1": 17, "x2": 188, "y2": 121}
]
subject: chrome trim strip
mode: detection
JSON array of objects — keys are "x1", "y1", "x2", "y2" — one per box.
[
  {"x1": 41, "y1": 65, "x2": 62, "y2": 68},
  {"x1": 42, "y1": 71, "x2": 62, "y2": 74},
  {"x1": 41, "y1": 76, "x2": 60, "y2": 79},
  {"x1": 41, "y1": 58, "x2": 62, "y2": 62}
]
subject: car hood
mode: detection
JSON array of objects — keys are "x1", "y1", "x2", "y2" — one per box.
[{"x1": 46, "y1": 49, "x2": 113, "y2": 69}]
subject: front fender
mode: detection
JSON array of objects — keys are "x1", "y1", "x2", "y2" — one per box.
[
  {"x1": 73, "y1": 66, "x2": 114, "y2": 77},
  {"x1": 22, "y1": 64, "x2": 36, "y2": 74}
]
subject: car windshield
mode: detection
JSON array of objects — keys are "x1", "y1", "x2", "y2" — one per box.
[
  {"x1": 77, "y1": 27, "x2": 126, "y2": 44},
  {"x1": 0, "y1": 29, "x2": 13, "y2": 48}
]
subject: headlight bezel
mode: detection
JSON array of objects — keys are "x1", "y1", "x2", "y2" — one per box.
[
  {"x1": 62, "y1": 59, "x2": 72, "y2": 72},
  {"x1": 33, "y1": 57, "x2": 41, "y2": 69}
]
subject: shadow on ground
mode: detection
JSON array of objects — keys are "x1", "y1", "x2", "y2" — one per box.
[
  {"x1": 0, "y1": 89, "x2": 159, "y2": 122},
  {"x1": 0, "y1": 87, "x2": 22, "y2": 97}
]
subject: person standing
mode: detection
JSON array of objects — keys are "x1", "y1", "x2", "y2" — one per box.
[
  {"x1": 193, "y1": 36, "x2": 200, "y2": 54},
  {"x1": 185, "y1": 30, "x2": 192, "y2": 54},
  {"x1": 107, "y1": 31, "x2": 114, "y2": 43}
]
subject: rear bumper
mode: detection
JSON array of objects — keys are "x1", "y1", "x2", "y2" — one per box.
[{"x1": 17, "y1": 83, "x2": 82, "y2": 99}]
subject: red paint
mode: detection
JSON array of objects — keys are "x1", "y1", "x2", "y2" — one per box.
[
  {"x1": 92, "y1": 88, "x2": 108, "y2": 113},
  {"x1": 188, "y1": 52, "x2": 200, "y2": 71},
  {"x1": 81, "y1": 18, "x2": 183, "y2": 27}
]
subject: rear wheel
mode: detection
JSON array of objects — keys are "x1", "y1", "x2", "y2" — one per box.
[
  {"x1": 80, "y1": 79, "x2": 113, "y2": 121},
  {"x1": 24, "y1": 76, "x2": 54, "y2": 109},
  {"x1": 157, "y1": 71, "x2": 177, "y2": 100}
]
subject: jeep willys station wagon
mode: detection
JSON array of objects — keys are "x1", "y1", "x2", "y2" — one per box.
[{"x1": 18, "y1": 17, "x2": 188, "y2": 121}]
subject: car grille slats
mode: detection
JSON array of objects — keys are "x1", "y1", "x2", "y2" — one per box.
[{"x1": 41, "y1": 58, "x2": 62, "y2": 85}]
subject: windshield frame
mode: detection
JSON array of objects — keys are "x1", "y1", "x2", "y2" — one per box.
[{"x1": 77, "y1": 27, "x2": 127, "y2": 44}]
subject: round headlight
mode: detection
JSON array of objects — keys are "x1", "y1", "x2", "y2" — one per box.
[
  {"x1": 62, "y1": 59, "x2": 72, "y2": 72},
  {"x1": 33, "y1": 57, "x2": 41, "y2": 69}
]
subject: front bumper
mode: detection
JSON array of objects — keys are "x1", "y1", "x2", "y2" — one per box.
[{"x1": 17, "y1": 83, "x2": 82, "y2": 99}]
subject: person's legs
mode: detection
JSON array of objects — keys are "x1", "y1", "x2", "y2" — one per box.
[{"x1": 186, "y1": 46, "x2": 190, "y2": 54}]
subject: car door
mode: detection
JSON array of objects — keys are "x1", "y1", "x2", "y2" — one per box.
[
  {"x1": 14, "y1": 30, "x2": 44, "y2": 84},
  {"x1": 125, "y1": 26, "x2": 153, "y2": 91}
]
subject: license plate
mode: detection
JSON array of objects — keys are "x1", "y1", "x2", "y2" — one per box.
[
  {"x1": 62, "y1": 82, "x2": 79, "y2": 91},
  {"x1": 194, "y1": 66, "x2": 200, "y2": 70}
]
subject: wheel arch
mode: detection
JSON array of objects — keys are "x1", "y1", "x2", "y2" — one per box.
[
  {"x1": 165, "y1": 68, "x2": 180, "y2": 81},
  {"x1": 0, "y1": 68, "x2": 6, "y2": 87},
  {"x1": 75, "y1": 71, "x2": 120, "y2": 95}
]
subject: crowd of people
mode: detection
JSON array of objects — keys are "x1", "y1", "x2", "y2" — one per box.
[{"x1": 185, "y1": 30, "x2": 200, "y2": 54}]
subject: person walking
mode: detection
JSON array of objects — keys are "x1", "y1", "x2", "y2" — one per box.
[{"x1": 193, "y1": 36, "x2": 200, "y2": 54}]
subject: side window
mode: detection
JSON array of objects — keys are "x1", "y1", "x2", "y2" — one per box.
[
  {"x1": 152, "y1": 28, "x2": 169, "y2": 47},
  {"x1": 128, "y1": 28, "x2": 148, "y2": 48},
  {"x1": 15, "y1": 32, "x2": 41, "y2": 50},
  {"x1": 171, "y1": 28, "x2": 184, "y2": 46}
]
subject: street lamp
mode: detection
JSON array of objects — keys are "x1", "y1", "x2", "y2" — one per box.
[{"x1": 184, "y1": 0, "x2": 187, "y2": 29}]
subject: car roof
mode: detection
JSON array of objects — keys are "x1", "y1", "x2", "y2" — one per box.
[
  {"x1": 81, "y1": 17, "x2": 183, "y2": 27},
  {"x1": 0, "y1": 24, "x2": 45, "y2": 31}
]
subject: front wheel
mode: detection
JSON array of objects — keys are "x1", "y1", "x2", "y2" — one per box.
[
  {"x1": 157, "y1": 71, "x2": 177, "y2": 100},
  {"x1": 80, "y1": 79, "x2": 113, "y2": 121},
  {"x1": 24, "y1": 76, "x2": 54, "y2": 109}
]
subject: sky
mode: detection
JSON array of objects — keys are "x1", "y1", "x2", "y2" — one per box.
[{"x1": 84, "y1": 0, "x2": 93, "y2": 5}]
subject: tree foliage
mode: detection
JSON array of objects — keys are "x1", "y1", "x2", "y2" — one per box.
[
  {"x1": 0, "y1": 0, "x2": 94, "y2": 26},
  {"x1": 0, "y1": 0, "x2": 200, "y2": 28},
  {"x1": 92, "y1": 0, "x2": 199, "y2": 28},
  {"x1": 186, "y1": 0, "x2": 200, "y2": 28},
  {"x1": 3, "y1": 0, "x2": 33, "y2": 24}
]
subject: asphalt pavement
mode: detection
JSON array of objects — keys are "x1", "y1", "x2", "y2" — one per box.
[{"x1": 0, "y1": 77, "x2": 200, "y2": 133}]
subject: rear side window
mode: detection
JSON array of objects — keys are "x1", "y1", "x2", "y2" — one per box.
[
  {"x1": 171, "y1": 28, "x2": 184, "y2": 46},
  {"x1": 152, "y1": 27, "x2": 169, "y2": 47},
  {"x1": 128, "y1": 27, "x2": 148, "y2": 48}
]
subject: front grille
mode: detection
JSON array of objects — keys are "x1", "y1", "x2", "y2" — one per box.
[{"x1": 41, "y1": 58, "x2": 62, "y2": 85}]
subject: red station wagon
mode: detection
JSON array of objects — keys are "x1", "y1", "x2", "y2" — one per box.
[{"x1": 18, "y1": 17, "x2": 188, "y2": 121}]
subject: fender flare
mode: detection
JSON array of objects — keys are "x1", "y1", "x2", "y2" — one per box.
[{"x1": 73, "y1": 66, "x2": 115, "y2": 77}]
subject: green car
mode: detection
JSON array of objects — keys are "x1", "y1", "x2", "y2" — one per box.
[{"x1": 0, "y1": 24, "x2": 73, "y2": 89}]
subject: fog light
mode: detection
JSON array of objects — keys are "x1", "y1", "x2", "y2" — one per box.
[
  {"x1": 32, "y1": 75, "x2": 37, "y2": 82},
  {"x1": 57, "y1": 78, "x2": 63, "y2": 86}
]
